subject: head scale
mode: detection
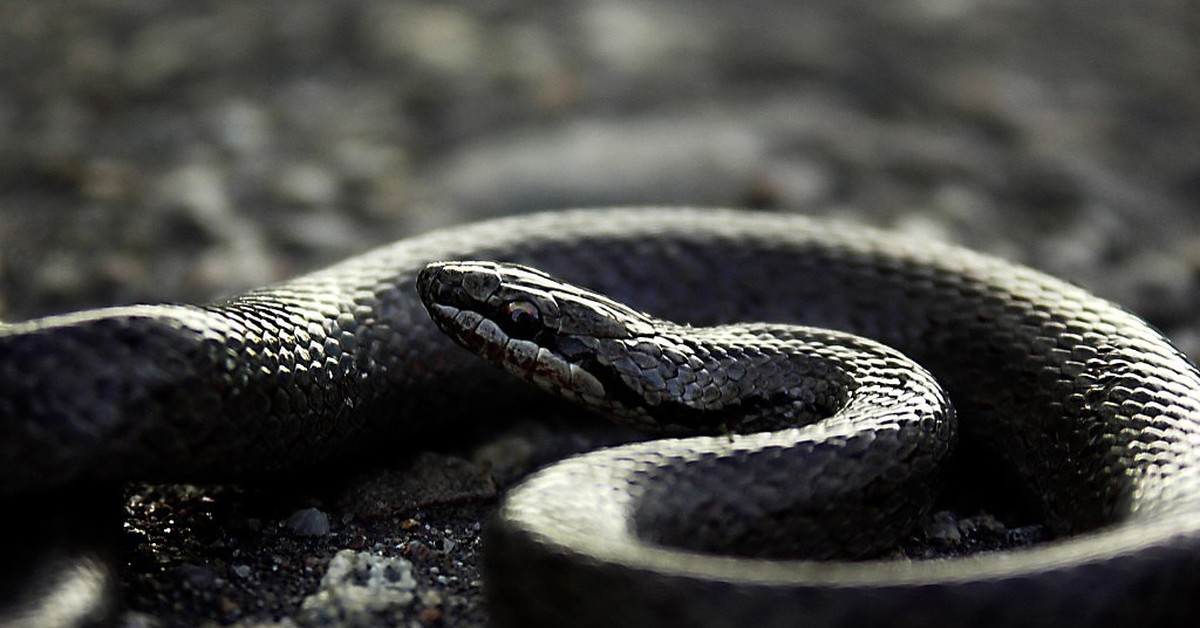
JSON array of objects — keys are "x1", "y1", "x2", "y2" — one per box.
[
  {"x1": 418, "y1": 261, "x2": 656, "y2": 345},
  {"x1": 417, "y1": 261, "x2": 668, "y2": 421}
]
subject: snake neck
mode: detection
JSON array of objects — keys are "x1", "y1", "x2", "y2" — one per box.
[{"x1": 571, "y1": 324, "x2": 860, "y2": 435}]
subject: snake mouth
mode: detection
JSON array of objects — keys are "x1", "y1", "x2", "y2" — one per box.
[
  {"x1": 418, "y1": 262, "x2": 519, "y2": 360},
  {"x1": 420, "y1": 290, "x2": 614, "y2": 412}
]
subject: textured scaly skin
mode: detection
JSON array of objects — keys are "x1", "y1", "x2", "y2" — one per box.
[{"x1": 2, "y1": 208, "x2": 1200, "y2": 626}]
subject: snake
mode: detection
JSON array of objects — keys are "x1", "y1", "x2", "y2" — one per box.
[{"x1": 2, "y1": 207, "x2": 1200, "y2": 627}]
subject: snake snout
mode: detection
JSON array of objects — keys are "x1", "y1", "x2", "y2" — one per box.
[
  {"x1": 415, "y1": 262, "x2": 454, "y2": 311},
  {"x1": 416, "y1": 261, "x2": 507, "y2": 311}
]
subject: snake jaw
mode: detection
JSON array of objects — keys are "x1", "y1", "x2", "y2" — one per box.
[{"x1": 422, "y1": 298, "x2": 620, "y2": 414}]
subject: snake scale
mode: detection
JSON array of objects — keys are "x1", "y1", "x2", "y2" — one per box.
[{"x1": 2, "y1": 208, "x2": 1200, "y2": 627}]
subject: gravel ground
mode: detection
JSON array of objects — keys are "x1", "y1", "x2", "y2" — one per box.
[{"x1": 1, "y1": 1, "x2": 1198, "y2": 626}]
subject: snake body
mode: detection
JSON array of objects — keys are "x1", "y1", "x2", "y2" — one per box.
[
  {"x1": 3, "y1": 208, "x2": 1200, "y2": 626},
  {"x1": 418, "y1": 259, "x2": 957, "y2": 556}
]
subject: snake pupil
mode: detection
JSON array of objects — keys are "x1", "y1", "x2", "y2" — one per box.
[{"x1": 503, "y1": 300, "x2": 541, "y2": 338}]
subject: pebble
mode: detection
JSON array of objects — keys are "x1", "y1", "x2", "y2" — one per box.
[
  {"x1": 298, "y1": 550, "x2": 418, "y2": 626},
  {"x1": 286, "y1": 507, "x2": 331, "y2": 537},
  {"x1": 178, "y1": 564, "x2": 218, "y2": 590},
  {"x1": 429, "y1": 113, "x2": 766, "y2": 214},
  {"x1": 579, "y1": 2, "x2": 712, "y2": 76},
  {"x1": 276, "y1": 162, "x2": 339, "y2": 208},
  {"x1": 364, "y1": 3, "x2": 484, "y2": 74},
  {"x1": 920, "y1": 510, "x2": 962, "y2": 546}
]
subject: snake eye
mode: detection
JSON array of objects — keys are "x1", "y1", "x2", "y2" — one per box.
[{"x1": 501, "y1": 300, "x2": 541, "y2": 338}]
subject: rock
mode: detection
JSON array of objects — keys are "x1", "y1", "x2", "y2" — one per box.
[
  {"x1": 286, "y1": 508, "x2": 331, "y2": 537},
  {"x1": 297, "y1": 550, "x2": 418, "y2": 627}
]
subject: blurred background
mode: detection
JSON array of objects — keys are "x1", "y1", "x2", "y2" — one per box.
[
  {"x1": 2, "y1": 1, "x2": 1198, "y2": 343},
  {"x1": 0, "y1": 1, "x2": 1197, "y2": 625}
]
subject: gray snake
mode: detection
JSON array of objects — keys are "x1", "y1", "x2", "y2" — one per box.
[{"x1": 2, "y1": 208, "x2": 1200, "y2": 626}]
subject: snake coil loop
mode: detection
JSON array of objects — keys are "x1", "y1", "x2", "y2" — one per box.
[{"x1": 3, "y1": 208, "x2": 1200, "y2": 627}]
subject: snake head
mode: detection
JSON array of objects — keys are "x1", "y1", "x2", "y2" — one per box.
[
  {"x1": 417, "y1": 260, "x2": 660, "y2": 420},
  {"x1": 417, "y1": 261, "x2": 657, "y2": 343}
]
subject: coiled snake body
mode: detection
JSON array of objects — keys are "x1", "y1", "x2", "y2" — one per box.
[{"x1": 2, "y1": 208, "x2": 1200, "y2": 626}]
